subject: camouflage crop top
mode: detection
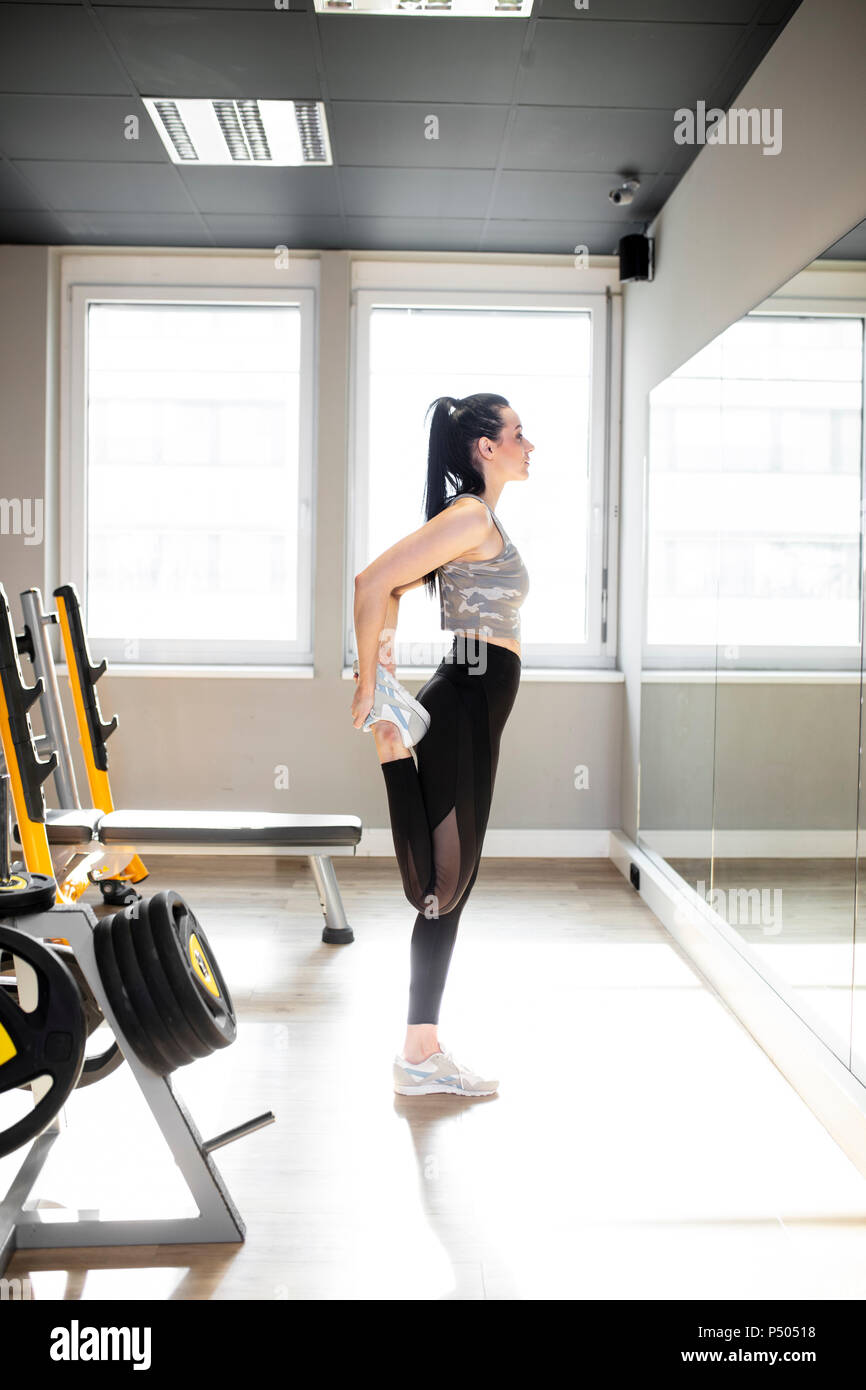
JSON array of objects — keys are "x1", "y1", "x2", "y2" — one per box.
[{"x1": 437, "y1": 493, "x2": 530, "y2": 641}]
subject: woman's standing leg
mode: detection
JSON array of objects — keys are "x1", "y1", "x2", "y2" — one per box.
[{"x1": 405, "y1": 851, "x2": 482, "y2": 1034}]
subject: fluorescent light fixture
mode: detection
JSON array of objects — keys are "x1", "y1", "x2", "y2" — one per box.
[
  {"x1": 314, "y1": 0, "x2": 531, "y2": 13},
  {"x1": 143, "y1": 98, "x2": 332, "y2": 166}
]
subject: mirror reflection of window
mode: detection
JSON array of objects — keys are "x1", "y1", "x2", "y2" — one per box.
[{"x1": 647, "y1": 314, "x2": 863, "y2": 658}]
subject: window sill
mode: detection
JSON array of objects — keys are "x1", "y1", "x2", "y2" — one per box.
[
  {"x1": 54, "y1": 662, "x2": 625, "y2": 682},
  {"x1": 57, "y1": 664, "x2": 316, "y2": 679},
  {"x1": 342, "y1": 666, "x2": 624, "y2": 683}
]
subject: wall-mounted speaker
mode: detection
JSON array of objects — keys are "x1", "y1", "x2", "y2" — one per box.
[{"x1": 618, "y1": 234, "x2": 654, "y2": 283}]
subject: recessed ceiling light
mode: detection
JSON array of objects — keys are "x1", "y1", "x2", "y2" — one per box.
[
  {"x1": 314, "y1": 0, "x2": 531, "y2": 14},
  {"x1": 143, "y1": 98, "x2": 332, "y2": 166}
]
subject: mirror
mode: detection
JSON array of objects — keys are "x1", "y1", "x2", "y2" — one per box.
[
  {"x1": 639, "y1": 213, "x2": 866, "y2": 1072},
  {"x1": 638, "y1": 349, "x2": 723, "y2": 897}
]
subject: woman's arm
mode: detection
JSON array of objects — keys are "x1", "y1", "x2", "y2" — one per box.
[{"x1": 352, "y1": 501, "x2": 490, "y2": 700}]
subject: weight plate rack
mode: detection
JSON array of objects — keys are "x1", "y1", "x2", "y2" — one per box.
[{"x1": 0, "y1": 774, "x2": 274, "y2": 1273}]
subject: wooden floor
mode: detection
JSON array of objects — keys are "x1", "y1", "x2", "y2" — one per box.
[{"x1": 4, "y1": 854, "x2": 866, "y2": 1300}]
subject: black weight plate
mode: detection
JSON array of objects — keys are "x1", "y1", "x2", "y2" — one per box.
[
  {"x1": 98, "y1": 879, "x2": 142, "y2": 907},
  {"x1": 93, "y1": 916, "x2": 168, "y2": 1076},
  {"x1": 147, "y1": 894, "x2": 229, "y2": 1055},
  {"x1": 0, "y1": 873, "x2": 56, "y2": 918},
  {"x1": 49, "y1": 944, "x2": 102, "y2": 1035},
  {"x1": 49, "y1": 946, "x2": 127, "y2": 1085},
  {"x1": 51, "y1": 947, "x2": 124, "y2": 1086},
  {"x1": 110, "y1": 910, "x2": 191, "y2": 1073},
  {"x1": 149, "y1": 891, "x2": 236, "y2": 1053},
  {"x1": 128, "y1": 899, "x2": 212, "y2": 1063},
  {"x1": 0, "y1": 945, "x2": 123, "y2": 1087},
  {"x1": 78, "y1": 1037, "x2": 124, "y2": 1087},
  {"x1": 0, "y1": 926, "x2": 86, "y2": 1159}
]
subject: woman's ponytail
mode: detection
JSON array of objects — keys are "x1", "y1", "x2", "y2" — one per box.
[{"x1": 421, "y1": 392, "x2": 509, "y2": 600}]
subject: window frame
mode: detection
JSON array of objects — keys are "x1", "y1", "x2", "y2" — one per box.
[
  {"x1": 643, "y1": 295, "x2": 866, "y2": 672},
  {"x1": 347, "y1": 282, "x2": 620, "y2": 671},
  {"x1": 61, "y1": 262, "x2": 318, "y2": 666}
]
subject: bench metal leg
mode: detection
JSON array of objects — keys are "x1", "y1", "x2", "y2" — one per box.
[{"x1": 309, "y1": 855, "x2": 354, "y2": 945}]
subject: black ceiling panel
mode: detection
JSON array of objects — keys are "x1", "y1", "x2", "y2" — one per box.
[
  {"x1": 0, "y1": 158, "x2": 49, "y2": 207},
  {"x1": 0, "y1": 95, "x2": 165, "y2": 159},
  {"x1": 178, "y1": 165, "x2": 342, "y2": 214},
  {"x1": 520, "y1": 20, "x2": 749, "y2": 108},
  {"x1": 823, "y1": 218, "x2": 866, "y2": 261},
  {"x1": 0, "y1": 207, "x2": 69, "y2": 238},
  {"x1": 0, "y1": 0, "x2": 805, "y2": 251},
  {"x1": 537, "y1": 0, "x2": 758, "y2": 17},
  {"x1": 480, "y1": 216, "x2": 644, "y2": 253},
  {"x1": 56, "y1": 209, "x2": 208, "y2": 242},
  {"x1": 317, "y1": 17, "x2": 527, "y2": 103},
  {"x1": 340, "y1": 166, "x2": 495, "y2": 218},
  {"x1": 202, "y1": 212, "x2": 345, "y2": 246},
  {"x1": 344, "y1": 215, "x2": 488, "y2": 251},
  {"x1": 15, "y1": 159, "x2": 194, "y2": 211},
  {"x1": 490, "y1": 169, "x2": 678, "y2": 221},
  {"x1": 94, "y1": 7, "x2": 319, "y2": 99},
  {"x1": 503, "y1": 106, "x2": 693, "y2": 174},
  {"x1": 90, "y1": 0, "x2": 291, "y2": 7},
  {"x1": 0, "y1": 3, "x2": 130, "y2": 94},
  {"x1": 331, "y1": 103, "x2": 510, "y2": 168}
]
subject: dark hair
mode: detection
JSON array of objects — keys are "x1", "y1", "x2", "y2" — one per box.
[{"x1": 421, "y1": 392, "x2": 510, "y2": 600}]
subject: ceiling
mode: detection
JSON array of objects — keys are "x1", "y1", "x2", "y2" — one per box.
[
  {"x1": 824, "y1": 218, "x2": 866, "y2": 261},
  {"x1": 0, "y1": 0, "x2": 803, "y2": 252}
]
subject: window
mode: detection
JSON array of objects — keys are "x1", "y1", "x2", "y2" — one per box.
[
  {"x1": 349, "y1": 288, "x2": 615, "y2": 669},
  {"x1": 646, "y1": 312, "x2": 865, "y2": 668},
  {"x1": 65, "y1": 283, "x2": 315, "y2": 665}
]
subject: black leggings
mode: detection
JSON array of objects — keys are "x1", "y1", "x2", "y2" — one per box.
[{"x1": 381, "y1": 636, "x2": 521, "y2": 1025}]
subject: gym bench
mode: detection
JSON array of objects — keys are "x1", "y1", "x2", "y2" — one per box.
[{"x1": 0, "y1": 583, "x2": 362, "y2": 943}]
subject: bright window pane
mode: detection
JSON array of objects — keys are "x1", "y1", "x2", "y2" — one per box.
[
  {"x1": 364, "y1": 307, "x2": 592, "y2": 658},
  {"x1": 86, "y1": 302, "x2": 302, "y2": 644},
  {"x1": 647, "y1": 315, "x2": 864, "y2": 648}
]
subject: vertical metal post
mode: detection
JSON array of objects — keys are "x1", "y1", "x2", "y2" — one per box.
[
  {"x1": 0, "y1": 772, "x2": 10, "y2": 883},
  {"x1": 19, "y1": 589, "x2": 79, "y2": 808}
]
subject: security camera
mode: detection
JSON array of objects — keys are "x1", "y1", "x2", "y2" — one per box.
[{"x1": 609, "y1": 178, "x2": 641, "y2": 207}]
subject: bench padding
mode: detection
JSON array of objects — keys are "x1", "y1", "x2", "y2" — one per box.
[
  {"x1": 42, "y1": 808, "x2": 104, "y2": 845},
  {"x1": 40, "y1": 807, "x2": 362, "y2": 849}
]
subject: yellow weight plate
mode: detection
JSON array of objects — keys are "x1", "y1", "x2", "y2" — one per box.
[
  {"x1": 0, "y1": 876, "x2": 28, "y2": 893},
  {"x1": 0, "y1": 1021, "x2": 17, "y2": 1066},
  {"x1": 188, "y1": 932, "x2": 220, "y2": 999}
]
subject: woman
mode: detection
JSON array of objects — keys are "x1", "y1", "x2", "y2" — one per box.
[{"x1": 352, "y1": 393, "x2": 532, "y2": 1097}]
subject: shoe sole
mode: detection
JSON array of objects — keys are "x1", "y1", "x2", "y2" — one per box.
[
  {"x1": 354, "y1": 665, "x2": 429, "y2": 730},
  {"x1": 393, "y1": 1082, "x2": 498, "y2": 1096}
]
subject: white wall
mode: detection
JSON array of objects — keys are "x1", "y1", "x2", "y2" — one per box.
[
  {"x1": 0, "y1": 246, "x2": 50, "y2": 600},
  {"x1": 0, "y1": 246, "x2": 623, "y2": 842},
  {"x1": 619, "y1": 0, "x2": 866, "y2": 840}
]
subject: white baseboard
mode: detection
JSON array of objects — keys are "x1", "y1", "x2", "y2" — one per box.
[
  {"x1": 610, "y1": 830, "x2": 866, "y2": 1184},
  {"x1": 355, "y1": 828, "x2": 614, "y2": 857},
  {"x1": 640, "y1": 829, "x2": 857, "y2": 858},
  {"x1": 362, "y1": 826, "x2": 859, "y2": 859}
]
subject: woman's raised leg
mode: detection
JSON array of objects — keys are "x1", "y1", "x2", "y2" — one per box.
[{"x1": 380, "y1": 669, "x2": 484, "y2": 921}]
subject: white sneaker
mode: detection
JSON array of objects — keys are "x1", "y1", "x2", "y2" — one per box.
[
  {"x1": 393, "y1": 1047, "x2": 499, "y2": 1097},
  {"x1": 353, "y1": 660, "x2": 431, "y2": 749}
]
